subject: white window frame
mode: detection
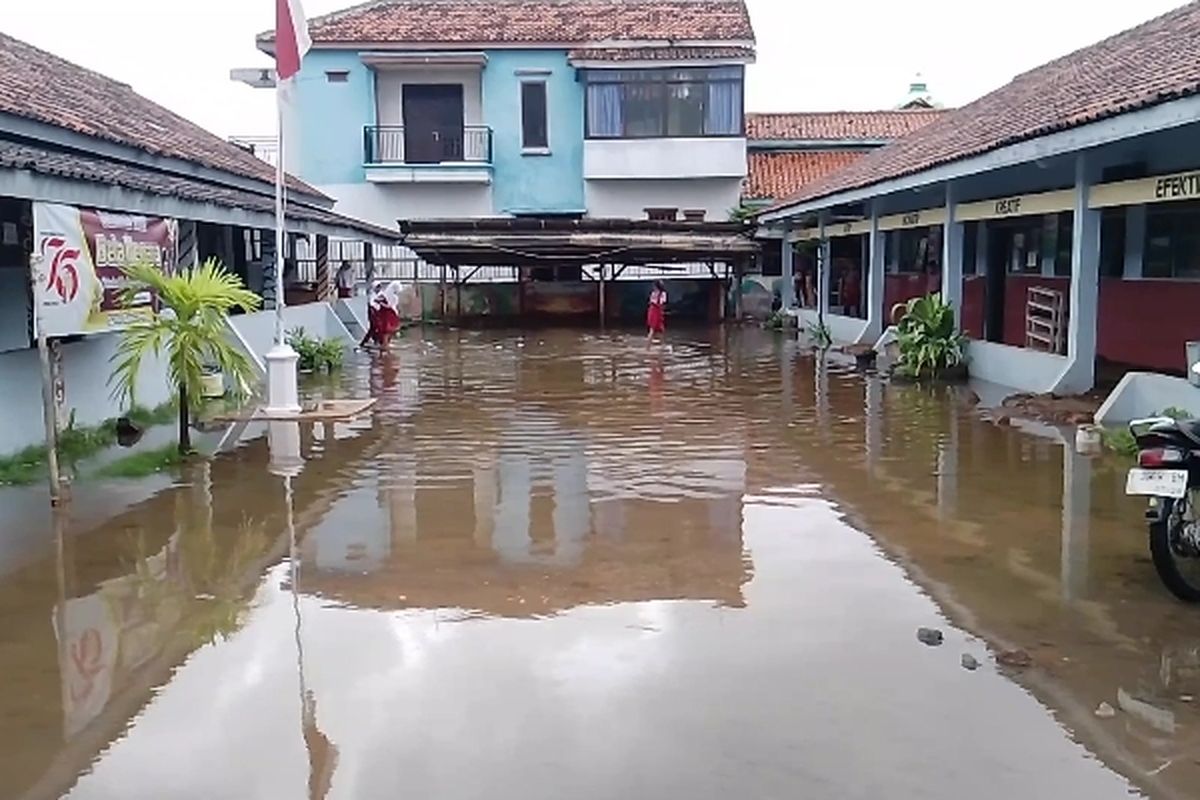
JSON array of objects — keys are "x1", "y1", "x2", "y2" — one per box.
[{"x1": 518, "y1": 76, "x2": 551, "y2": 155}]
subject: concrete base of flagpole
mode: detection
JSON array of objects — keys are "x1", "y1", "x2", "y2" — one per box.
[{"x1": 264, "y1": 343, "x2": 302, "y2": 416}]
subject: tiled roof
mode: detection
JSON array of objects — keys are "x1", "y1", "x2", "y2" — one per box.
[
  {"x1": 263, "y1": 0, "x2": 754, "y2": 45},
  {"x1": 743, "y1": 151, "x2": 867, "y2": 202},
  {"x1": 568, "y1": 46, "x2": 754, "y2": 62},
  {"x1": 746, "y1": 111, "x2": 945, "y2": 141},
  {"x1": 0, "y1": 32, "x2": 322, "y2": 199},
  {"x1": 775, "y1": 2, "x2": 1200, "y2": 209},
  {"x1": 0, "y1": 141, "x2": 396, "y2": 239}
]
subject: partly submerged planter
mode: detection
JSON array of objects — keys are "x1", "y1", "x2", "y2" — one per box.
[{"x1": 890, "y1": 361, "x2": 969, "y2": 384}]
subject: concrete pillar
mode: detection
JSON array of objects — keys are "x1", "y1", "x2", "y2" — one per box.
[
  {"x1": 1054, "y1": 156, "x2": 1101, "y2": 394},
  {"x1": 780, "y1": 228, "x2": 796, "y2": 309},
  {"x1": 177, "y1": 220, "x2": 199, "y2": 269},
  {"x1": 941, "y1": 182, "x2": 964, "y2": 321},
  {"x1": 863, "y1": 206, "x2": 884, "y2": 341},
  {"x1": 817, "y1": 216, "x2": 831, "y2": 319},
  {"x1": 261, "y1": 231, "x2": 278, "y2": 310},
  {"x1": 363, "y1": 241, "x2": 376, "y2": 286},
  {"x1": 314, "y1": 234, "x2": 331, "y2": 300},
  {"x1": 1123, "y1": 204, "x2": 1145, "y2": 278}
]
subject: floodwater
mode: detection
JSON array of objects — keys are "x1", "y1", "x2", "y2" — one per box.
[{"x1": 1, "y1": 328, "x2": 1197, "y2": 800}]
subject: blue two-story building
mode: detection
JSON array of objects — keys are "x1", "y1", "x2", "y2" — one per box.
[{"x1": 258, "y1": 0, "x2": 755, "y2": 229}]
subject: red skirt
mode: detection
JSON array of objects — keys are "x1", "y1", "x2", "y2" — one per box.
[
  {"x1": 646, "y1": 303, "x2": 666, "y2": 333},
  {"x1": 376, "y1": 306, "x2": 401, "y2": 336}
]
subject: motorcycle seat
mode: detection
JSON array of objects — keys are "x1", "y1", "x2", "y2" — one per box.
[{"x1": 1161, "y1": 418, "x2": 1200, "y2": 446}]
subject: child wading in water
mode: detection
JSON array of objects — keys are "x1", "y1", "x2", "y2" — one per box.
[{"x1": 646, "y1": 280, "x2": 667, "y2": 342}]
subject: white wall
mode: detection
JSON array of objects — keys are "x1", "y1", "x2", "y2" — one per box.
[
  {"x1": 227, "y1": 303, "x2": 353, "y2": 372},
  {"x1": 1096, "y1": 372, "x2": 1200, "y2": 425},
  {"x1": 584, "y1": 138, "x2": 746, "y2": 180},
  {"x1": 965, "y1": 340, "x2": 1068, "y2": 394},
  {"x1": 797, "y1": 309, "x2": 870, "y2": 344},
  {"x1": 584, "y1": 177, "x2": 743, "y2": 221},
  {"x1": 0, "y1": 334, "x2": 173, "y2": 456},
  {"x1": 323, "y1": 182, "x2": 494, "y2": 227},
  {"x1": 375, "y1": 67, "x2": 485, "y2": 126}
]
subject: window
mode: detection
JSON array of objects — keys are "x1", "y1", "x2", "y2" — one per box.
[
  {"x1": 895, "y1": 227, "x2": 942, "y2": 274},
  {"x1": 1099, "y1": 208, "x2": 1127, "y2": 278},
  {"x1": 520, "y1": 81, "x2": 548, "y2": 150},
  {"x1": 583, "y1": 67, "x2": 744, "y2": 138},
  {"x1": 1145, "y1": 201, "x2": 1200, "y2": 279},
  {"x1": 325, "y1": 70, "x2": 349, "y2": 83}
]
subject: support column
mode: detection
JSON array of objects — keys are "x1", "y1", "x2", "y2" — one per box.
[
  {"x1": 941, "y1": 181, "x2": 964, "y2": 321},
  {"x1": 817, "y1": 215, "x2": 831, "y2": 320},
  {"x1": 1054, "y1": 155, "x2": 1101, "y2": 393},
  {"x1": 314, "y1": 234, "x2": 330, "y2": 300},
  {"x1": 261, "y1": 231, "x2": 278, "y2": 311},
  {"x1": 598, "y1": 264, "x2": 606, "y2": 326},
  {"x1": 363, "y1": 241, "x2": 376, "y2": 287},
  {"x1": 863, "y1": 206, "x2": 884, "y2": 342},
  {"x1": 733, "y1": 259, "x2": 744, "y2": 320},
  {"x1": 780, "y1": 227, "x2": 795, "y2": 309}
]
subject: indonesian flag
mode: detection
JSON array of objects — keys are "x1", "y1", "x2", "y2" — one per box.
[{"x1": 275, "y1": 0, "x2": 311, "y2": 82}]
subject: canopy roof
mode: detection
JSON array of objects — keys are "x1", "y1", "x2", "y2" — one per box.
[{"x1": 399, "y1": 217, "x2": 759, "y2": 267}]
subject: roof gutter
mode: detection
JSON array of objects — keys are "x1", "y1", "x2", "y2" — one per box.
[
  {"x1": 758, "y1": 93, "x2": 1200, "y2": 223},
  {"x1": 747, "y1": 139, "x2": 889, "y2": 151}
]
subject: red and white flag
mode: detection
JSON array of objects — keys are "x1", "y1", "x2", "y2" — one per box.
[{"x1": 275, "y1": 0, "x2": 311, "y2": 82}]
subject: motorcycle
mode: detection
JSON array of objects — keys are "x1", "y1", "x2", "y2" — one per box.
[{"x1": 1127, "y1": 413, "x2": 1200, "y2": 602}]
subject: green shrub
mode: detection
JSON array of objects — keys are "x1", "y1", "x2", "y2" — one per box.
[
  {"x1": 286, "y1": 327, "x2": 345, "y2": 373},
  {"x1": 895, "y1": 294, "x2": 967, "y2": 379}
]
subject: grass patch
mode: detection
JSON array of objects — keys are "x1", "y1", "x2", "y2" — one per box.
[
  {"x1": 1102, "y1": 407, "x2": 1194, "y2": 458},
  {"x1": 94, "y1": 444, "x2": 187, "y2": 479},
  {"x1": 0, "y1": 400, "x2": 177, "y2": 486}
]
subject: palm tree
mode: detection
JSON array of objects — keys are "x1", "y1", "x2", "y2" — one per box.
[{"x1": 110, "y1": 258, "x2": 261, "y2": 453}]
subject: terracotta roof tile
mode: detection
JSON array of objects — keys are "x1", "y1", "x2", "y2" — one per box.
[
  {"x1": 0, "y1": 32, "x2": 322, "y2": 199},
  {"x1": 744, "y1": 151, "x2": 867, "y2": 202},
  {"x1": 0, "y1": 141, "x2": 396, "y2": 238},
  {"x1": 776, "y1": 3, "x2": 1200, "y2": 209},
  {"x1": 746, "y1": 111, "x2": 945, "y2": 141},
  {"x1": 265, "y1": 0, "x2": 754, "y2": 45},
  {"x1": 568, "y1": 45, "x2": 754, "y2": 62}
]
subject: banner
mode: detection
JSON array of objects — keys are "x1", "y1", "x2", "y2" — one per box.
[{"x1": 33, "y1": 203, "x2": 177, "y2": 337}]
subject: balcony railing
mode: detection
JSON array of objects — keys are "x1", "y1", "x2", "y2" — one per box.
[{"x1": 364, "y1": 125, "x2": 492, "y2": 165}]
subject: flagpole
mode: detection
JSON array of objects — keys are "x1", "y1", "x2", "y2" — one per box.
[
  {"x1": 274, "y1": 82, "x2": 286, "y2": 348},
  {"x1": 264, "y1": 75, "x2": 301, "y2": 415}
]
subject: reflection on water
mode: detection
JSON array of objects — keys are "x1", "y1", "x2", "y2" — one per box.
[{"x1": 0, "y1": 328, "x2": 1197, "y2": 800}]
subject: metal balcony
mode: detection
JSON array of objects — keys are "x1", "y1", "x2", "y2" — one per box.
[{"x1": 364, "y1": 125, "x2": 493, "y2": 166}]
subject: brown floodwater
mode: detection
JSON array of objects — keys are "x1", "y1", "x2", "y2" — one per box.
[{"x1": 1, "y1": 327, "x2": 1198, "y2": 800}]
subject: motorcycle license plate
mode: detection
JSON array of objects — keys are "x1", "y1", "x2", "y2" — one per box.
[{"x1": 1126, "y1": 469, "x2": 1189, "y2": 498}]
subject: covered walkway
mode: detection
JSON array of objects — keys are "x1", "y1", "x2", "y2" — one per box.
[{"x1": 758, "y1": 3, "x2": 1200, "y2": 419}]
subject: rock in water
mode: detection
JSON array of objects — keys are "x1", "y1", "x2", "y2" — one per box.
[
  {"x1": 917, "y1": 627, "x2": 944, "y2": 647},
  {"x1": 961, "y1": 654, "x2": 980, "y2": 671},
  {"x1": 1095, "y1": 702, "x2": 1116, "y2": 719},
  {"x1": 996, "y1": 649, "x2": 1033, "y2": 668}
]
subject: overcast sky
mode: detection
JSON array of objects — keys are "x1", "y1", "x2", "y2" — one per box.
[{"x1": 2, "y1": 0, "x2": 1190, "y2": 138}]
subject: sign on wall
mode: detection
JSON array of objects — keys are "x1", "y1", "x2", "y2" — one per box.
[
  {"x1": 32, "y1": 203, "x2": 177, "y2": 337},
  {"x1": 1089, "y1": 170, "x2": 1200, "y2": 209}
]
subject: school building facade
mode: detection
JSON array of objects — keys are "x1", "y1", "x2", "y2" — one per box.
[{"x1": 759, "y1": 2, "x2": 1200, "y2": 421}]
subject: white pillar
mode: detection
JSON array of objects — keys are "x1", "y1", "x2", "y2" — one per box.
[
  {"x1": 817, "y1": 216, "x2": 831, "y2": 319},
  {"x1": 780, "y1": 227, "x2": 796, "y2": 308},
  {"x1": 863, "y1": 206, "x2": 884, "y2": 342},
  {"x1": 941, "y1": 181, "x2": 964, "y2": 321},
  {"x1": 1054, "y1": 155, "x2": 1101, "y2": 394}
]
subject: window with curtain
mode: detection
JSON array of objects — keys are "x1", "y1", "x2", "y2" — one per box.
[{"x1": 583, "y1": 66, "x2": 744, "y2": 138}]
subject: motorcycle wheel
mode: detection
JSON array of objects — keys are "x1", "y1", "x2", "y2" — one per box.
[{"x1": 1149, "y1": 499, "x2": 1200, "y2": 602}]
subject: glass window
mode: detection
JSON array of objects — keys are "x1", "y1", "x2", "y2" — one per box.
[
  {"x1": 520, "y1": 82, "x2": 548, "y2": 149},
  {"x1": 1145, "y1": 202, "x2": 1200, "y2": 279},
  {"x1": 583, "y1": 67, "x2": 743, "y2": 139},
  {"x1": 1053, "y1": 213, "x2": 1072, "y2": 277},
  {"x1": 1099, "y1": 208, "x2": 1126, "y2": 278}
]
